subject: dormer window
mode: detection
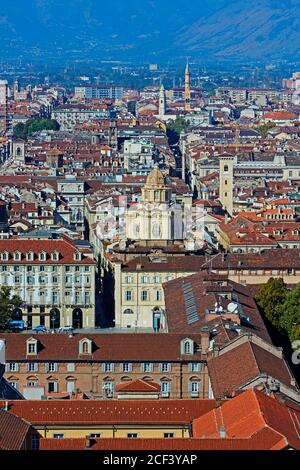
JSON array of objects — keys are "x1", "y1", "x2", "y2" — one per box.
[
  {"x1": 51, "y1": 251, "x2": 60, "y2": 261},
  {"x1": 39, "y1": 252, "x2": 47, "y2": 262},
  {"x1": 79, "y1": 338, "x2": 92, "y2": 355},
  {"x1": 27, "y1": 338, "x2": 38, "y2": 355},
  {"x1": 14, "y1": 251, "x2": 21, "y2": 261},
  {"x1": 1, "y1": 251, "x2": 9, "y2": 261},
  {"x1": 27, "y1": 251, "x2": 34, "y2": 261},
  {"x1": 74, "y1": 252, "x2": 82, "y2": 261},
  {"x1": 181, "y1": 338, "x2": 194, "y2": 355}
]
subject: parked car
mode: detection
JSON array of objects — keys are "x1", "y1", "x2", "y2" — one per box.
[
  {"x1": 7, "y1": 320, "x2": 25, "y2": 331},
  {"x1": 32, "y1": 325, "x2": 49, "y2": 333},
  {"x1": 58, "y1": 326, "x2": 74, "y2": 333}
]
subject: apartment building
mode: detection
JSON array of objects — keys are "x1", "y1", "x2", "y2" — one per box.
[
  {"x1": 1, "y1": 333, "x2": 209, "y2": 400},
  {"x1": 113, "y1": 255, "x2": 209, "y2": 330},
  {"x1": 74, "y1": 85, "x2": 124, "y2": 101},
  {"x1": 0, "y1": 234, "x2": 96, "y2": 329},
  {"x1": 51, "y1": 104, "x2": 113, "y2": 131}
]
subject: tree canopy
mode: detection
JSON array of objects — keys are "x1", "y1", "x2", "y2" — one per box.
[
  {"x1": 280, "y1": 284, "x2": 300, "y2": 343},
  {"x1": 167, "y1": 118, "x2": 190, "y2": 145},
  {"x1": 254, "y1": 122, "x2": 276, "y2": 138},
  {"x1": 256, "y1": 278, "x2": 300, "y2": 344},
  {"x1": 0, "y1": 286, "x2": 23, "y2": 331},
  {"x1": 255, "y1": 277, "x2": 288, "y2": 329},
  {"x1": 14, "y1": 119, "x2": 60, "y2": 140}
]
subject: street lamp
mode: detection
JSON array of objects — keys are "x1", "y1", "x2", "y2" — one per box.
[{"x1": 51, "y1": 315, "x2": 55, "y2": 334}]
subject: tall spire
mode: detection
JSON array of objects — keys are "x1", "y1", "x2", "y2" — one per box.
[
  {"x1": 159, "y1": 83, "x2": 166, "y2": 118},
  {"x1": 185, "y1": 58, "x2": 191, "y2": 112}
]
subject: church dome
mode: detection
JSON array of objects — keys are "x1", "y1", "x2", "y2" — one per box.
[{"x1": 145, "y1": 167, "x2": 166, "y2": 188}]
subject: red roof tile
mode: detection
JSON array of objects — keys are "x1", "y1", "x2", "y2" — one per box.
[
  {"x1": 207, "y1": 338, "x2": 297, "y2": 398},
  {"x1": 193, "y1": 389, "x2": 300, "y2": 449},
  {"x1": 0, "y1": 333, "x2": 204, "y2": 362},
  {"x1": 0, "y1": 399, "x2": 217, "y2": 425},
  {"x1": 0, "y1": 409, "x2": 31, "y2": 450},
  {"x1": 116, "y1": 379, "x2": 161, "y2": 393},
  {"x1": 39, "y1": 429, "x2": 286, "y2": 450}
]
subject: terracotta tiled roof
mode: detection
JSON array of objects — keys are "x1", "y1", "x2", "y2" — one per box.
[
  {"x1": 193, "y1": 389, "x2": 300, "y2": 450},
  {"x1": 0, "y1": 238, "x2": 95, "y2": 265},
  {"x1": 121, "y1": 255, "x2": 207, "y2": 273},
  {"x1": 208, "y1": 249, "x2": 300, "y2": 270},
  {"x1": 1, "y1": 399, "x2": 217, "y2": 425},
  {"x1": 39, "y1": 430, "x2": 286, "y2": 450},
  {"x1": 207, "y1": 338, "x2": 297, "y2": 399},
  {"x1": 163, "y1": 272, "x2": 270, "y2": 343},
  {"x1": 0, "y1": 409, "x2": 30, "y2": 450},
  {"x1": 263, "y1": 112, "x2": 298, "y2": 120},
  {"x1": 116, "y1": 379, "x2": 161, "y2": 393},
  {"x1": 0, "y1": 333, "x2": 204, "y2": 362}
]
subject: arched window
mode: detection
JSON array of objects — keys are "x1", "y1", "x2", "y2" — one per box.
[
  {"x1": 51, "y1": 251, "x2": 60, "y2": 261},
  {"x1": 124, "y1": 309, "x2": 134, "y2": 315},
  {"x1": 181, "y1": 338, "x2": 194, "y2": 355},
  {"x1": 224, "y1": 165, "x2": 229, "y2": 173},
  {"x1": 1, "y1": 251, "x2": 9, "y2": 261},
  {"x1": 14, "y1": 251, "x2": 21, "y2": 261},
  {"x1": 79, "y1": 338, "x2": 92, "y2": 355},
  {"x1": 27, "y1": 251, "x2": 34, "y2": 261},
  {"x1": 39, "y1": 252, "x2": 47, "y2": 262}
]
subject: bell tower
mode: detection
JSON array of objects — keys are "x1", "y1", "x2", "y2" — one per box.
[
  {"x1": 158, "y1": 83, "x2": 166, "y2": 118},
  {"x1": 184, "y1": 60, "x2": 191, "y2": 112},
  {"x1": 219, "y1": 155, "x2": 234, "y2": 217}
]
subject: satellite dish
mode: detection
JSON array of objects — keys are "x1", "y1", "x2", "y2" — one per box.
[{"x1": 227, "y1": 302, "x2": 238, "y2": 313}]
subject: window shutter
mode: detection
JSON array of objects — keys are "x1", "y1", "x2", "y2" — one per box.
[
  {"x1": 45, "y1": 363, "x2": 49, "y2": 373},
  {"x1": 54, "y1": 382, "x2": 58, "y2": 393},
  {"x1": 5, "y1": 363, "x2": 9, "y2": 372}
]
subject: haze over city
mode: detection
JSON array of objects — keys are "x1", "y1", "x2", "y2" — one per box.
[{"x1": 0, "y1": 0, "x2": 300, "y2": 459}]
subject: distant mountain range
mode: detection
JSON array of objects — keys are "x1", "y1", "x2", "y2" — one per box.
[{"x1": 0, "y1": 0, "x2": 300, "y2": 61}]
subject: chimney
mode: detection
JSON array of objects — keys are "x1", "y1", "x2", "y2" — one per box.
[{"x1": 201, "y1": 326, "x2": 210, "y2": 354}]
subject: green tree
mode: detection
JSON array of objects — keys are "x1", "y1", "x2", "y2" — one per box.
[
  {"x1": 13, "y1": 119, "x2": 60, "y2": 140},
  {"x1": 13, "y1": 123, "x2": 27, "y2": 140},
  {"x1": 167, "y1": 118, "x2": 189, "y2": 145},
  {"x1": 280, "y1": 284, "x2": 300, "y2": 342},
  {"x1": 27, "y1": 119, "x2": 60, "y2": 137},
  {"x1": 255, "y1": 278, "x2": 288, "y2": 329},
  {"x1": 254, "y1": 122, "x2": 276, "y2": 138},
  {"x1": 0, "y1": 286, "x2": 23, "y2": 331}
]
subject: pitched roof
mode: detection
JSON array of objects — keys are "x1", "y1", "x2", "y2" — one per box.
[
  {"x1": 193, "y1": 389, "x2": 300, "y2": 450},
  {"x1": 0, "y1": 399, "x2": 217, "y2": 425},
  {"x1": 0, "y1": 237, "x2": 94, "y2": 265},
  {"x1": 39, "y1": 430, "x2": 285, "y2": 451},
  {"x1": 0, "y1": 409, "x2": 30, "y2": 450},
  {"x1": 116, "y1": 379, "x2": 161, "y2": 393},
  {"x1": 263, "y1": 112, "x2": 298, "y2": 120},
  {"x1": 207, "y1": 337, "x2": 297, "y2": 398},
  {"x1": 163, "y1": 271, "x2": 270, "y2": 343},
  {"x1": 208, "y1": 249, "x2": 300, "y2": 270},
  {"x1": 0, "y1": 333, "x2": 204, "y2": 362}
]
